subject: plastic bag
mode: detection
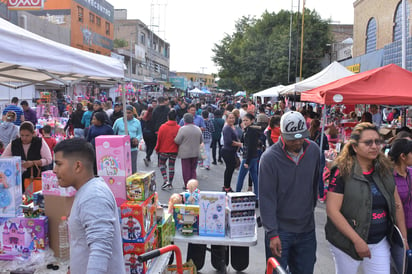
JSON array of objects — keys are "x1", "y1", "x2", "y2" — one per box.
[{"x1": 139, "y1": 139, "x2": 146, "y2": 151}]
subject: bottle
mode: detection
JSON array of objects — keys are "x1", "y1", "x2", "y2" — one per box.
[{"x1": 58, "y1": 216, "x2": 70, "y2": 260}]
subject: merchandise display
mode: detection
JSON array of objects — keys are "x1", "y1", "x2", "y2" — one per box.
[
  {"x1": 157, "y1": 212, "x2": 175, "y2": 248},
  {"x1": 41, "y1": 170, "x2": 76, "y2": 197},
  {"x1": 199, "y1": 191, "x2": 226, "y2": 237},
  {"x1": 172, "y1": 204, "x2": 200, "y2": 235},
  {"x1": 0, "y1": 157, "x2": 22, "y2": 218}
]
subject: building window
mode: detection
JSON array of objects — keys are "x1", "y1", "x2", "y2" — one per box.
[
  {"x1": 365, "y1": 17, "x2": 377, "y2": 54},
  {"x1": 96, "y1": 16, "x2": 101, "y2": 26},
  {"x1": 77, "y1": 6, "x2": 83, "y2": 22},
  {"x1": 393, "y1": 1, "x2": 410, "y2": 41},
  {"x1": 140, "y1": 32, "x2": 145, "y2": 44},
  {"x1": 89, "y1": 13, "x2": 95, "y2": 24},
  {"x1": 105, "y1": 21, "x2": 110, "y2": 35}
]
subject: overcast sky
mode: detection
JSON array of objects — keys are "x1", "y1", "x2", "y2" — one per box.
[{"x1": 107, "y1": 0, "x2": 354, "y2": 74}]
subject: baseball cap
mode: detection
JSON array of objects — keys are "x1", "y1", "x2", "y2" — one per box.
[
  {"x1": 280, "y1": 111, "x2": 309, "y2": 140},
  {"x1": 94, "y1": 100, "x2": 102, "y2": 105}
]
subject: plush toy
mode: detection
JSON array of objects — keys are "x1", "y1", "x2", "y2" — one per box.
[
  {"x1": 183, "y1": 179, "x2": 200, "y2": 205},
  {"x1": 168, "y1": 193, "x2": 183, "y2": 214}
]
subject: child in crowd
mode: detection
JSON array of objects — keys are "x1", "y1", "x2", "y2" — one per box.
[{"x1": 42, "y1": 125, "x2": 57, "y2": 170}]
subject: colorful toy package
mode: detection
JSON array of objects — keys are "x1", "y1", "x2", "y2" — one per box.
[
  {"x1": 95, "y1": 135, "x2": 132, "y2": 177},
  {"x1": 41, "y1": 170, "x2": 76, "y2": 197},
  {"x1": 172, "y1": 204, "x2": 199, "y2": 234},
  {"x1": 123, "y1": 224, "x2": 158, "y2": 274},
  {"x1": 226, "y1": 192, "x2": 256, "y2": 210},
  {"x1": 199, "y1": 191, "x2": 226, "y2": 237},
  {"x1": 101, "y1": 175, "x2": 127, "y2": 207},
  {"x1": 0, "y1": 216, "x2": 48, "y2": 258},
  {"x1": 226, "y1": 208, "x2": 256, "y2": 226},
  {"x1": 0, "y1": 157, "x2": 22, "y2": 218},
  {"x1": 120, "y1": 193, "x2": 157, "y2": 242},
  {"x1": 227, "y1": 223, "x2": 256, "y2": 238},
  {"x1": 157, "y1": 213, "x2": 175, "y2": 247},
  {"x1": 126, "y1": 171, "x2": 156, "y2": 201}
]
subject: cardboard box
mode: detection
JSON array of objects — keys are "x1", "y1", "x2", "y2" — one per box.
[
  {"x1": 0, "y1": 157, "x2": 22, "y2": 218},
  {"x1": 123, "y1": 225, "x2": 158, "y2": 274},
  {"x1": 0, "y1": 216, "x2": 48, "y2": 256},
  {"x1": 44, "y1": 195, "x2": 74, "y2": 257},
  {"x1": 126, "y1": 171, "x2": 156, "y2": 201},
  {"x1": 101, "y1": 175, "x2": 127, "y2": 207},
  {"x1": 199, "y1": 191, "x2": 226, "y2": 237},
  {"x1": 157, "y1": 213, "x2": 175, "y2": 248},
  {"x1": 172, "y1": 204, "x2": 199, "y2": 234},
  {"x1": 226, "y1": 192, "x2": 256, "y2": 210},
  {"x1": 120, "y1": 193, "x2": 157, "y2": 242},
  {"x1": 95, "y1": 135, "x2": 132, "y2": 177},
  {"x1": 227, "y1": 223, "x2": 255, "y2": 238},
  {"x1": 226, "y1": 208, "x2": 256, "y2": 225},
  {"x1": 42, "y1": 170, "x2": 76, "y2": 197}
]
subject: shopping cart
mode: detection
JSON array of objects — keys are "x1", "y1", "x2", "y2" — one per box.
[
  {"x1": 266, "y1": 257, "x2": 287, "y2": 274},
  {"x1": 137, "y1": 244, "x2": 183, "y2": 274}
]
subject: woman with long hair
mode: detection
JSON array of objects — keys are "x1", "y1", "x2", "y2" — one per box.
[
  {"x1": 325, "y1": 122, "x2": 407, "y2": 273},
  {"x1": 309, "y1": 119, "x2": 329, "y2": 202},
  {"x1": 141, "y1": 106, "x2": 156, "y2": 166},
  {"x1": 220, "y1": 112, "x2": 242, "y2": 192}
]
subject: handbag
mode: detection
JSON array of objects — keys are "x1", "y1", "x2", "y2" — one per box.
[
  {"x1": 235, "y1": 153, "x2": 241, "y2": 169},
  {"x1": 24, "y1": 164, "x2": 42, "y2": 199}
]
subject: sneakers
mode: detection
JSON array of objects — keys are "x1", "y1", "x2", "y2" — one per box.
[
  {"x1": 218, "y1": 159, "x2": 223, "y2": 164},
  {"x1": 212, "y1": 161, "x2": 217, "y2": 165},
  {"x1": 143, "y1": 158, "x2": 149, "y2": 167},
  {"x1": 247, "y1": 186, "x2": 253, "y2": 192},
  {"x1": 161, "y1": 181, "x2": 172, "y2": 190},
  {"x1": 222, "y1": 187, "x2": 234, "y2": 193},
  {"x1": 205, "y1": 166, "x2": 210, "y2": 170}
]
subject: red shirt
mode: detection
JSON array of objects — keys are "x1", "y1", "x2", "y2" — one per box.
[
  {"x1": 155, "y1": 120, "x2": 180, "y2": 153},
  {"x1": 43, "y1": 136, "x2": 57, "y2": 156}
]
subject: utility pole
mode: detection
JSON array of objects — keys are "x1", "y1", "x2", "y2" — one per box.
[{"x1": 299, "y1": 0, "x2": 305, "y2": 81}]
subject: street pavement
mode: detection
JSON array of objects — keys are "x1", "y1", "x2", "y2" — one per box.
[{"x1": 136, "y1": 151, "x2": 335, "y2": 274}]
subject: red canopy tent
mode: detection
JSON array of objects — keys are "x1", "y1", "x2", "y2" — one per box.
[{"x1": 301, "y1": 64, "x2": 412, "y2": 105}]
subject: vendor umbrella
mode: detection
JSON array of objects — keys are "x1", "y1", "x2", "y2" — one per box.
[{"x1": 234, "y1": 91, "x2": 246, "y2": 97}]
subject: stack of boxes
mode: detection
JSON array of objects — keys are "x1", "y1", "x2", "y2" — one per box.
[
  {"x1": 120, "y1": 172, "x2": 158, "y2": 274},
  {"x1": 226, "y1": 192, "x2": 256, "y2": 238},
  {"x1": 0, "y1": 157, "x2": 49, "y2": 259}
]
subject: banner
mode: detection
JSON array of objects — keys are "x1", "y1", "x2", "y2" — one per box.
[{"x1": 8, "y1": 0, "x2": 44, "y2": 10}]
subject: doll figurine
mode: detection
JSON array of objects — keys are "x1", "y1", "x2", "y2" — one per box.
[
  {"x1": 184, "y1": 179, "x2": 200, "y2": 205},
  {"x1": 168, "y1": 193, "x2": 183, "y2": 214},
  {"x1": 0, "y1": 172, "x2": 11, "y2": 212}
]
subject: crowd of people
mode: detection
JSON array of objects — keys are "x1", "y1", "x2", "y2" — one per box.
[{"x1": 3, "y1": 93, "x2": 412, "y2": 274}]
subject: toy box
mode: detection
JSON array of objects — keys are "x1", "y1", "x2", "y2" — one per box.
[
  {"x1": 226, "y1": 208, "x2": 256, "y2": 226},
  {"x1": 227, "y1": 223, "x2": 256, "y2": 238},
  {"x1": 199, "y1": 191, "x2": 226, "y2": 237},
  {"x1": 226, "y1": 192, "x2": 256, "y2": 210},
  {"x1": 101, "y1": 175, "x2": 127, "y2": 207},
  {"x1": 0, "y1": 216, "x2": 48, "y2": 257},
  {"x1": 95, "y1": 135, "x2": 132, "y2": 177},
  {"x1": 120, "y1": 193, "x2": 157, "y2": 242},
  {"x1": 0, "y1": 157, "x2": 22, "y2": 218},
  {"x1": 126, "y1": 171, "x2": 156, "y2": 201},
  {"x1": 41, "y1": 170, "x2": 76, "y2": 197},
  {"x1": 172, "y1": 204, "x2": 199, "y2": 235},
  {"x1": 157, "y1": 213, "x2": 175, "y2": 247},
  {"x1": 123, "y1": 225, "x2": 158, "y2": 274}
]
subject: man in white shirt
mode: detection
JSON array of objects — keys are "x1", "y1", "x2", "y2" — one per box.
[
  {"x1": 370, "y1": 104, "x2": 382, "y2": 127},
  {"x1": 53, "y1": 138, "x2": 125, "y2": 274}
]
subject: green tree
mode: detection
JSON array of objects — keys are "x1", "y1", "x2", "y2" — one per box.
[
  {"x1": 212, "y1": 9, "x2": 331, "y2": 93},
  {"x1": 113, "y1": 38, "x2": 128, "y2": 48}
]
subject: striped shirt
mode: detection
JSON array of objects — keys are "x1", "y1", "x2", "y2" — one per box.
[{"x1": 2, "y1": 105, "x2": 24, "y2": 126}]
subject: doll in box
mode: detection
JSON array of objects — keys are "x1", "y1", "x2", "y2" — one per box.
[
  {"x1": 183, "y1": 179, "x2": 200, "y2": 205},
  {"x1": 0, "y1": 172, "x2": 11, "y2": 213}
]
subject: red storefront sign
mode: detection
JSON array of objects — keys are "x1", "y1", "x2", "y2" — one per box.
[{"x1": 7, "y1": 0, "x2": 44, "y2": 10}]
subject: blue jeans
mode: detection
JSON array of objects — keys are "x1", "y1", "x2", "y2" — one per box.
[
  {"x1": 265, "y1": 229, "x2": 316, "y2": 274},
  {"x1": 235, "y1": 158, "x2": 258, "y2": 197},
  {"x1": 318, "y1": 152, "x2": 326, "y2": 198}
]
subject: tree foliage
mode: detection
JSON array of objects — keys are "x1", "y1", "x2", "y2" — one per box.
[
  {"x1": 114, "y1": 38, "x2": 128, "y2": 48},
  {"x1": 212, "y1": 9, "x2": 332, "y2": 93}
]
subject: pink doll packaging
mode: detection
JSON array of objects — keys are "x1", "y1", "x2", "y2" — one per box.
[
  {"x1": 41, "y1": 170, "x2": 76, "y2": 197},
  {"x1": 199, "y1": 191, "x2": 226, "y2": 237},
  {"x1": 95, "y1": 135, "x2": 132, "y2": 177},
  {"x1": 0, "y1": 157, "x2": 22, "y2": 218}
]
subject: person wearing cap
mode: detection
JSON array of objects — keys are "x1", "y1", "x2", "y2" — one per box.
[
  {"x1": 112, "y1": 105, "x2": 142, "y2": 174},
  {"x1": 174, "y1": 113, "x2": 203, "y2": 190},
  {"x1": 259, "y1": 111, "x2": 320, "y2": 273}
]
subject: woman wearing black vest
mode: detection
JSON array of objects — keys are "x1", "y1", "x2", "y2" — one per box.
[
  {"x1": 325, "y1": 122, "x2": 407, "y2": 273},
  {"x1": 1, "y1": 121, "x2": 52, "y2": 191}
]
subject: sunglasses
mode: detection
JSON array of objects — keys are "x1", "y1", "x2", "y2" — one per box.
[{"x1": 358, "y1": 139, "x2": 383, "y2": 147}]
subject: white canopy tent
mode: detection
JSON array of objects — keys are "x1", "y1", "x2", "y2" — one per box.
[
  {"x1": 0, "y1": 17, "x2": 125, "y2": 89},
  {"x1": 279, "y1": 61, "x2": 354, "y2": 96},
  {"x1": 252, "y1": 85, "x2": 285, "y2": 103},
  {"x1": 188, "y1": 87, "x2": 204, "y2": 94}
]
